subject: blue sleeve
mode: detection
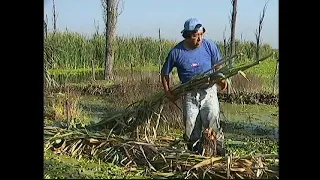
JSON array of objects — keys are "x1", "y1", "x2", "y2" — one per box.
[
  {"x1": 161, "y1": 50, "x2": 175, "y2": 75},
  {"x1": 209, "y1": 41, "x2": 222, "y2": 65}
]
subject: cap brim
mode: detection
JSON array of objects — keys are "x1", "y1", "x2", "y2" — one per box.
[
  {"x1": 181, "y1": 24, "x2": 203, "y2": 34},
  {"x1": 194, "y1": 24, "x2": 203, "y2": 31}
]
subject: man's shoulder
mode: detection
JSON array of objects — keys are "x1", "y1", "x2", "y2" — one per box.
[
  {"x1": 203, "y1": 39, "x2": 217, "y2": 47},
  {"x1": 168, "y1": 41, "x2": 184, "y2": 55}
]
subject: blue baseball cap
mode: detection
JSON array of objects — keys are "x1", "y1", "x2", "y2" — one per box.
[{"x1": 181, "y1": 18, "x2": 205, "y2": 33}]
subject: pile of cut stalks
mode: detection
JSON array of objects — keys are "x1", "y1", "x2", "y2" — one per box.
[
  {"x1": 44, "y1": 126, "x2": 279, "y2": 179},
  {"x1": 44, "y1": 53, "x2": 279, "y2": 179}
]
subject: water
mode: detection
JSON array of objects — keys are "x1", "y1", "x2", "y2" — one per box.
[
  {"x1": 219, "y1": 102, "x2": 278, "y2": 140},
  {"x1": 223, "y1": 122, "x2": 279, "y2": 139}
]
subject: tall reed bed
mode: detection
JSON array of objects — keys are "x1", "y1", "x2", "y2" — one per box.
[{"x1": 45, "y1": 31, "x2": 278, "y2": 70}]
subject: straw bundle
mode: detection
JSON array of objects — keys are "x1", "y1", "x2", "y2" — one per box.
[
  {"x1": 44, "y1": 126, "x2": 279, "y2": 179},
  {"x1": 87, "y1": 53, "x2": 274, "y2": 134}
]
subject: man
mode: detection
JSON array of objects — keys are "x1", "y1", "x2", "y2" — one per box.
[{"x1": 161, "y1": 18, "x2": 227, "y2": 156}]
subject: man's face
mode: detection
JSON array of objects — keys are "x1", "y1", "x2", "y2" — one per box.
[{"x1": 187, "y1": 29, "x2": 204, "y2": 47}]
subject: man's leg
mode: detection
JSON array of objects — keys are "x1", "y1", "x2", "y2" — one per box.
[
  {"x1": 182, "y1": 91, "x2": 202, "y2": 153},
  {"x1": 199, "y1": 85, "x2": 226, "y2": 156}
]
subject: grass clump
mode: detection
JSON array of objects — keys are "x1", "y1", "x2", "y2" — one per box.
[{"x1": 44, "y1": 91, "x2": 91, "y2": 128}]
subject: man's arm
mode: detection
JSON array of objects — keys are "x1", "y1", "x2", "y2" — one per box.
[
  {"x1": 209, "y1": 41, "x2": 222, "y2": 70},
  {"x1": 161, "y1": 73, "x2": 178, "y2": 101},
  {"x1": 161, "y1": 51, "x2": 178, "y2": 101},
  {"x1": 209, "y1": 41, "x2": 227, "y2": 90},
  {"x1": 161, "y1": 74, "x2": 171, "y2": 92},
  {"x1": 214, "y1": 64, "x2": 223, "y2": 71}
]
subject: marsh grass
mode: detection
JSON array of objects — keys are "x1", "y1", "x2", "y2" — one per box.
[
  {"x1": 45, "y1": 31, "x2": 277, "y2": 70},
  {"x1": 44, "y1": 90, "x2": 91, "y2": 128},
  {"x1": 231, "y1": 73, "x2": 269, "y2": 93}
]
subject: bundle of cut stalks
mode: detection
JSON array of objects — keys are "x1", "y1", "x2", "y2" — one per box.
[
  {"x1": 45, "y1": 126, "x2": 279, "y2": 179},
  {"x1": 88, "y1": 53, "x2": 275, "y2": 134}
]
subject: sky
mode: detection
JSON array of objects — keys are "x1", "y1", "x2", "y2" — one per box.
[{"x1": 44, "y1": 0, "x2": 278, "y2": 49}]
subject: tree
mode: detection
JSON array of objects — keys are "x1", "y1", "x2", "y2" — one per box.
[
  {"x1": 227, "y1": 0, "x2": 238, "y2": 94},
  {"x1": 44, "y1": 15, "x2": 48, "y2": 38},
  {"x1": 229, "y1": 0, "x2": 238, "y2": 67},
  {"x1": 272, "y1": 59, "x2": 279, "y2": 94},
  {"x1": 101, "y1": 0, "x2": 124, "y2": 80},
  {"x1": 255, "y1": 0, "x2": 269, "y2": 60},
  {"x1": 52, "y1": 0, "x2": 57, "y2": 34}
]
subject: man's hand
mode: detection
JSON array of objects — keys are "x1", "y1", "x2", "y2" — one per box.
[
  {"x1": 161, "y1": 74, "x2": 179, "y2": 102},
  {"x1": 208, "y1": 76, "x2": 227, "y2": 91},
  {"x1": 212, "y1": 65, "x2": 227, "y2": 91},
  {"x1": 165, "y1": 90, "x2": 179, "y2": 102},
  {"x1": 216, "y1": 79, "x2": 227, "y2": 91}
]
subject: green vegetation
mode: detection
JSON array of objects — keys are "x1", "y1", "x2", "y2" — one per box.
[
  {"x1": 49, "y1": 58, "x2": 277, "y2": 79},
  {"x1": 45, "y1": 31, "x2": 278, "y2": 94},
  {"x1": 45, "y1": 31, "x2": 278, "y2": 70},
  {"x1": 236, "y1": 58, "x2": 278, "y2": 79},
  {"x1": 225, "y1": 137, "x2": 278, "y2": 157},
  {"x1": 44, "y1": 150, "x2": 149, "y2": 179}
]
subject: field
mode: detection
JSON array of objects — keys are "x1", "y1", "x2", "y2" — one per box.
[{"x1": 44, "y1": 31, "x2": 279, "y2": 179}]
